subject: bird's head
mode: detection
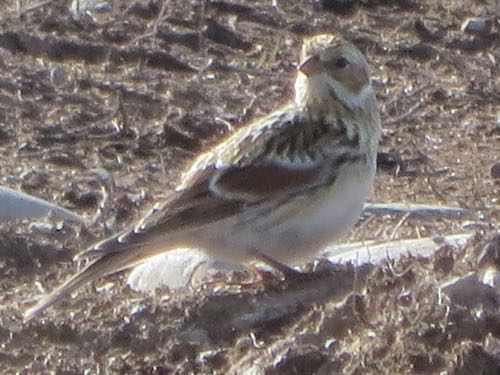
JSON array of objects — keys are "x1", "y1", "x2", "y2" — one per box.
[{"x1": 295, "y1": 34, "x2": 373, "y2": 112}]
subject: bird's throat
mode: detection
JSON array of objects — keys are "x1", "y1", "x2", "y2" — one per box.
[{"x1": 295, "y1": 73, "x2": 372, "y2": 112}]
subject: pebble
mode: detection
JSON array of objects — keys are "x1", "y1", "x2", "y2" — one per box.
[
  {"x1": 491, "y1": 163, "x2": 500, "y2": 178},
  {"x1": 461, "y1": 18, "x2": 491, "y2": 36},
  {"x1": 50, "y1": 66, "x2": 69, "y2": 87},
  {"x1": 29, "y1": 221, "x2": 64, "y2": 233},
  {"x1": 70, "y1": 0, "x2": 112, "y2": 18}
]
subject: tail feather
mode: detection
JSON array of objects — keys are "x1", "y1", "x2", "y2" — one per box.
[{"x1": 24, "y1": 247, "x2": 149, "y2": 322}]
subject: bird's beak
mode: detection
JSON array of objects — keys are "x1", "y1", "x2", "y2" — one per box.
[{"x1": 298, "y1": 55, "x2": 323, "y2": 76}]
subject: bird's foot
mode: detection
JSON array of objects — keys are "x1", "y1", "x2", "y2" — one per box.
[{"x1": 247, "y1": 248, "x2": 315, "y2": 283}]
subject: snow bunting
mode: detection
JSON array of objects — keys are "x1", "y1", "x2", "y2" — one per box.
[{"x1": 25, "y1": 34, "x2": 381, "y2": 320}]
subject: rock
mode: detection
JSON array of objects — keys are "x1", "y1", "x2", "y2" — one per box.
[
  {"x1": 0, "y1": 186, "x2": 83, "y2": 223},
  {"x1": 29, "y1": 221, "x2": 64, "y2": 234},
  {"x1": 127, "y1": 249, "x2": 242, "y2": 292},
  {"x1": 70, "y1": 0, "x2": 112, "y2": 18},
  {"x1": 50, "y1": 66, "x2": 69, "y2": 87},
  {"x1": 481, "y1": 268, "x2": 500, "y2": 290},
  {"x1": 477, "y1": 234, "x2": 500, "y2": 268},
  {"x1": 461, "y1": 18, "x2": 492, "y2": 36},
  {"x1": 441, "y1": 275, "x2": 500, "y2": 312},
  {"x1": 397, "y1": 43, "x2": 436, "y2": 61}
]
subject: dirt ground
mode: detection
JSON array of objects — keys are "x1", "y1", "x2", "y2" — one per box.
[{"x1": 0, "y1": 0, "x2": 499, "y2": 374}]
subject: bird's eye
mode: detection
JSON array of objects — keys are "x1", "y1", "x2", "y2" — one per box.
[{"x1": 334, "y1": 57, "x2": 349, "y2": 69}]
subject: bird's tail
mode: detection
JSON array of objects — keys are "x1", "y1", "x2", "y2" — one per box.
[{"x1": 24, "y1": 243, "x2": 158, "y2": 322}]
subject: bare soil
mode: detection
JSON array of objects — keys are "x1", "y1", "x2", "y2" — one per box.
[{"x1": 0, "y1": 0, "x2": 499, "y2": 374}]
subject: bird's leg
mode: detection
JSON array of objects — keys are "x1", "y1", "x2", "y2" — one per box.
[
  {"x1": 247, "y1": 248, "x2": 305, "y2": 280},
  {"x1": 201, "y1": 250, "x2": 312, "y2": 291}
]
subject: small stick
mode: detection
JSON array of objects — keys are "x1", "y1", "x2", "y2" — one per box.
[
  {"x1": 18, "y1": 0, "x2": 53, "y2": 15},
  {"x1": 386, "y1": 102, "x2": 422, "y2": 125},
  {"x1": 363, "y1": 202, "x2": 471, "y2": 220}
]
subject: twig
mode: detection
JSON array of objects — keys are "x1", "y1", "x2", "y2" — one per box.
[
  {"x1": 363, "y1": 202, "x2": 471, "y2": 220},
  {"x1": 349, "y1": 213, "x2": 377, "y2": 241},
  {"x1": 129, "y1": 0, "x2": 169, "y2": 46},
  {"x1": 323, "y1": 232, "x2": 474, "y2": 265},
  {"x1": 424, "y1": 163, "x2": 448, "y2": 202},
  {"x1": 130, "y1": 32, "x2": 155, "y2": 45},
  {"x1": 386, "y1": 102, "x2": 422, "y2": 125},
  {"x1": 18, "y1": 0, "x2": 53, "y2": 15},
  {"x1": 389, "y1": 212, "x2": 410, "y2": 240},
  {"x1": 383, "y1": 83, "x2": 432, "y2": 112}
]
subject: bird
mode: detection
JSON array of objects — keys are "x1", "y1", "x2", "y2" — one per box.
[{"x1": 25, "y1": 34, "x2": 382, "y2": 321}]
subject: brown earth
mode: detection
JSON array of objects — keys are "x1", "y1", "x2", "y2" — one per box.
[{"x1": 0, "y1": 0, "x2": 499, "y2": 374}]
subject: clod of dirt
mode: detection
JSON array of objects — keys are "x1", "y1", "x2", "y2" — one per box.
[
  {"x1": 410, "y1": 353, "x2": 446, "y2": 374},
  {"x1": 377, "y1": 150, "x2": 405, "y2": 175},
  {"x1": 312, "y1": 0, "x2": 360, "y2": 15},
  {"x1": 0, "y1": 32, "x2": 197, "y2": 71},
  {"x1": 0, "y1": 228, "x2": 70, "y2": 271},
  {"x1": 63, "y1": 189, "x2": 100, "y2": 210},
  {"x1": 156, "y1": 29, "x2": 201, "y2": 51},
  {"x1": 0, "y1": 127, "x2": 10, "y2": 144},
  {"x1": 453, "y1": 345, "x2": 500, "y2": 375},
  {"x1": 441, "y1": 276, "x2": 500, "y2": 312},
  {"x1": 446, "y1": 35, "x2": 498, "y2": 53},
  {"x1": 491, "y1": 163, "x2": 500, "y2": 179},
  {"x1": 414, "y1": 19, "x2": 443, "y2": 42},
  {"x1": 267, "y1": 347, "x2": 328, "y2": 375},
  {"x1": 397, "y1": 43, "x2": 436, "y2": 61},
  {"x1": 461, "y1": 18, "x2": 493, "y2": 37},
  {"x1": 478, "y1": 235, "x2": 500, "y2": 269},
  {"x1": 201, "y1": 19, "x2": 252, "y2": 51},
  {"x1": 126, "y1": 1, "x2": 161, "y2": 19},
  {"x1": 161, "y1": 122, "x2": 201, "y2": 151}
]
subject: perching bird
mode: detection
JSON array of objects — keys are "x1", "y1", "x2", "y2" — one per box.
[{"x1": 25, "y1": 34, "x2": 382, "y2": 320}]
